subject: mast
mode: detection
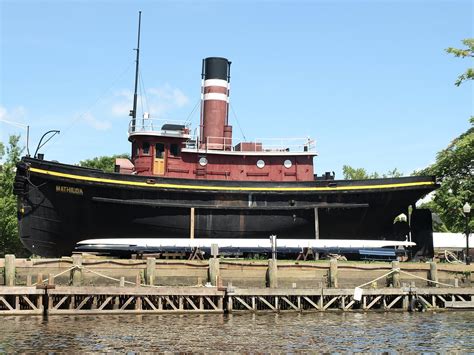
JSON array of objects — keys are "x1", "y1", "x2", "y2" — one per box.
[{"x1": 130, "y1": 11, "x2": 142, "y2": 131}]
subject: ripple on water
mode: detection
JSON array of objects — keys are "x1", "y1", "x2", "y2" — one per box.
[{"x1": 0, "y1": 312, "x2": 473, "y2": 352}]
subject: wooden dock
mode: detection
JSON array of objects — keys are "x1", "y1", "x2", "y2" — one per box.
[
  {"x1": 1, "y1": 285, "x2": 474, "y2": 315},
  {"x1": 1, "y1": 253, "x2": 474, "y2": 315}
]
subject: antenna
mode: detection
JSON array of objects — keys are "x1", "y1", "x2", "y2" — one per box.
[{"x1": 129, "y1": 11, "x2": 142, "y2": 132}]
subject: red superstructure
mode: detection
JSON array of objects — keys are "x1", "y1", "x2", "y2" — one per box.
[{"x1": 124, "y1": 57, "x2": 317, "y2": 182}]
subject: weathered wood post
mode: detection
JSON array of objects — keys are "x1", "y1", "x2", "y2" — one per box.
[
  {"x1": 329, "y1": 258, "x2": 338, "y2": 288},
  {"x1": 145, "y1": 257, "x2": 156, "y2": 285},
  {"x1": 48, "y1": 273, "x2": 55, "y2": 286},
  {"x1": 267, "y1": 259, "x2": 278, "y2": 288},
  {"x1": 429, "y1": 262, "x2": 438, "y2": 287},
  {"x1": 266, "y1": 235, "x2": 278, "y2": 288},
  {"x1": 391, "y1": 261, "x2": 401, "y2": 288},
  {"x1": 4, "y1": 254, "x2": 15, "y2": 286},
  {"x1": 190, "y1": 207, "x2": 195, "y2": 239},
  {"x1": 71, "y1": 254, "x2": 83, "y2": 286},
  {"x1": 120, "y1": 276, "x2": 125, "y2": 287},
  {"x1": 208, "y1": 244, "x2": 220, "y2": 286},
  {"x1": 314, "y1": 207, "x2": 320, "y2": 260}
]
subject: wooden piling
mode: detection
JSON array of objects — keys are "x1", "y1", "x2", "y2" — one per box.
[
  {"x1": 267, "y1": 259, "x2": 278, "y2": 288},
  {"x1": 5, "y1": 254, "x2": 15, "y2": 286},
  {"x1": 190, "y1": 207, "x2": 195, "y2": 239},
  {"x1": 391, "y1": 261, "x2": 401, "y2": 288},
  {"x1": 71, "y1": 254, "x2": 83, "y2": 286},
  {"x1": 120, "y1": 277, "x2": 125, "y2": 287},
  {"x1": 429, "y1": 262, "x2": 438, "y2": 287},
  {"x1": 48, "y1": 273, "x2": 55, "y2": 286},
  {"x1": 329, "y1": 258, "x2": 338, "y2": 288},
  {"x1": 145, "y1": 258, "x2": 156, "y2": 285},
  {"x1": 208, "y1": 258, "x2": 220, "y2": 286}
]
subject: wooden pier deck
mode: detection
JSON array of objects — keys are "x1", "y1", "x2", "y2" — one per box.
[{"x1": 1, "y1": 285, "x2": 473, "y2": 315}]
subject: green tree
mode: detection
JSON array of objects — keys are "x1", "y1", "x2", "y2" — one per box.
[
  {"x1": 342, "y1": 165, "x2": 403, "y2": 180},
  {"x1": 79, "y1": 154, "x2": 130, "y2": 172},
  {"x1": 417, "y1": 117, "x2": 473, "y2": 232},
  {"x1": 446, "y1": 38, "x2": 474, "y2": 86},
  {"x1": 0, "y1": 135, "x2": 28, "y2": 257}
]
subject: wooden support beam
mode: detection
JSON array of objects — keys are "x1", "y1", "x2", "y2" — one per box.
[
  {"x1": 190, "y1": 207, "x2": 195, "y2": 239},
  {"x1": 429, "y1": 262, "x2": 438, "y2": 287},
  {"x1": 208, "y1": 258, "x2": 220, "y2": 286},
  {"x1": 234, "y1": 296, "x2": 253, "y2": 311},
  {"x1": 258, "y1": 296, "x2": 276, "y2": 310},
  {"x1": 329, "y1": 258, "x2": 338, "y2": 288},
  {"x1": 5, "y1": 255, "x2": 15, "y2": 286},
  {"x1": 71, "y1": 254, "x2": 83, "y2": 286},
  {"x1": 391, "y1": 261, "x2": 400, "y2": 288},
  {"x1": 282, "y1": 296, "x2": 299, "y2": 311},
  {"x1": 302, "y1": 296, "x2": 320, "y2": 310},
  {"x1": 267, "y1": 259, "x2": 278, "y2": 288},
  {"x1": 145, "y1": 258, "x2": 156, "y2": 286},
  {"x1": 386, "y1": 295, "x2": 402, "y2": 309},
  {"x1": 323, "y1": 296, "x2": 338, "y2": 310}
]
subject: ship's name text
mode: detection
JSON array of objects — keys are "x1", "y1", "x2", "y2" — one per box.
[{"x1": 55, "y1": 185, "x2": 83, "y2": 195}]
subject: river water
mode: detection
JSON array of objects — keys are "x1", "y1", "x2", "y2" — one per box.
[{"x1": 0, "y1": 312, "x2": 473, "y2": 353}]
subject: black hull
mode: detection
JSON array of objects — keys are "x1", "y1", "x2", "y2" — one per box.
[{"x1": 14, "y1": 157, "x2": 438, "y2": 257}]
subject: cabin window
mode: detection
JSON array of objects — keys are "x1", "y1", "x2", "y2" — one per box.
[
  {"x1": 143, "y1": 142, "x2": 150, "y2": 155},
  {"x1": 156, "y1": 143, "x2": 165, "y2": 158},
  {"x1": 170, "y1": 143, "x2": 180, "y2": 157}
]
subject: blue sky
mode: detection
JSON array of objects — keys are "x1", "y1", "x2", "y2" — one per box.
[{"x1": 1, "y1": 0, "x2": 472, "y2": 178}]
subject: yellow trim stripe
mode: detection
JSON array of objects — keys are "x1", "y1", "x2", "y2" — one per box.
[{"x1": 30, "y1": 167, "x2": 436, "y2": 192}]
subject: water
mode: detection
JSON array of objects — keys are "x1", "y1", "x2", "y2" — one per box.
[{"x1": 0, "y1": 312, "x2": 473, "y2": 353}]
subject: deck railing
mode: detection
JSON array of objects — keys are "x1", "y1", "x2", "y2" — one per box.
[
  {"x1": 129, "y1": 119, "x2": 191, "y2": 137},
  {"x1": 199, "y1": 136, "x2": 316, "y2": 152}
]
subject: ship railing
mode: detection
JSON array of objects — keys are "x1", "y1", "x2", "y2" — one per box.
[
  {"x1": 184, "y1": 136, "x2": 316, "y2": 152},
  {"x1": 128, "y1": 118, "x2": 191, "y2": 137}
]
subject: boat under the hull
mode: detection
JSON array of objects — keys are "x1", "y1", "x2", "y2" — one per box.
[{"x1": 14, "y1": 157, "x2": 438, "y2": 257}]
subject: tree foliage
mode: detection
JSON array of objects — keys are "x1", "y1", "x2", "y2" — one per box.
[
  {"x1": 342, "y1": 165, "x2": 403, "y2": 180},
  {"x1": 446, "y1": 38, "x2": 474, "y2": 86},
  {"x1": 0, "y1": 135, "x2": 28, "y2": 257},
  {"x1": 79, "y1": 154, "x2": 130, "y2": 172},
  {"x1": 417, "y1": 117, "x2": 473, "y2": 232}
]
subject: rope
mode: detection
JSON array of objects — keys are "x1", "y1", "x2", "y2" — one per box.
[
  {"x1": 356, "y1": 269, "x2": 397, "y2": 288},
  {"x1": 76, "y1": 265, "x2": 170, "y2": 289},
  {"x1": 398, "y1": 269, "x2": 454, "y2": 287},
  {"x1": 355, "y1": 267, "x2": 455, "y2": 289},
  {"x1": 444, "y1": 250, "x2": 463, "y2": 264},
  {"x1": 32, "y1": 266, "x2": 76, "y2": 286}
]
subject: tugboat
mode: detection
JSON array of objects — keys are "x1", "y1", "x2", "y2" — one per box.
[{"x1": 13, "y1": 15, "x2": 438, "y2": 257}]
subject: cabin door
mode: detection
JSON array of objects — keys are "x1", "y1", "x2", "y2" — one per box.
[{"x1": 153, "y1": 143, "x2": 165, "y2": 175}]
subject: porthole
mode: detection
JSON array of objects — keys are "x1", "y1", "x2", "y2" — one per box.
[
  {"x1": 284, "y1": 159, "x2": 292, "y2": 169},
  {"x1": 199, "y1": 157, "x2": 208, "y2": 166},
  {"x1": 256, "y1": 159, "x2": 265, "y2": 169}
]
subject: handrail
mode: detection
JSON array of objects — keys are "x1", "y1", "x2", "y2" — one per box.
[
  {"x1": 128, "y1": 118, "x2": 191, "y2": 135},
  {"x1": 204, "y1": 136, "x2": 315, "y2": 152}
]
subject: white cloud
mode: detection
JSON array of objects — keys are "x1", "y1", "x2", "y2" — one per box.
[
  {"x1": 82, "y1": 112, "x2": 112, "y2": 131},
  {"x1": 110, "y1": 85, "x2": 189, "y2": 119},
  {"x1": 0, "y1": 105, "x2": 27, "y2": 124}
]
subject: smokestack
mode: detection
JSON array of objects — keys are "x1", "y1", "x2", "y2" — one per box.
[{"x1": 199, "y1": 57, "x2": 232, "y2": 150}]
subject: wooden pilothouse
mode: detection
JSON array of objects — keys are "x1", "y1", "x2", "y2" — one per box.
[{"x1": 124, "y1": 57, "x2": 317, "y2": 182}]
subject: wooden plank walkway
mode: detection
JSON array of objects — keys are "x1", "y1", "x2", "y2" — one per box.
[{"x1": 1, "y1": 286, "x2": 474, "y2": 315}]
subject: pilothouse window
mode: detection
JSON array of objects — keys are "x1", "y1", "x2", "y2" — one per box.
[
  {"x1": 143, "y1": 142, "x2": 150, "y2": 155},
  {"x1": 170, "y1": 143, "x2": 179, "y2": 157},
  {"x1": 156, "y1": 143, "x2": 165, "y2": 158}
]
